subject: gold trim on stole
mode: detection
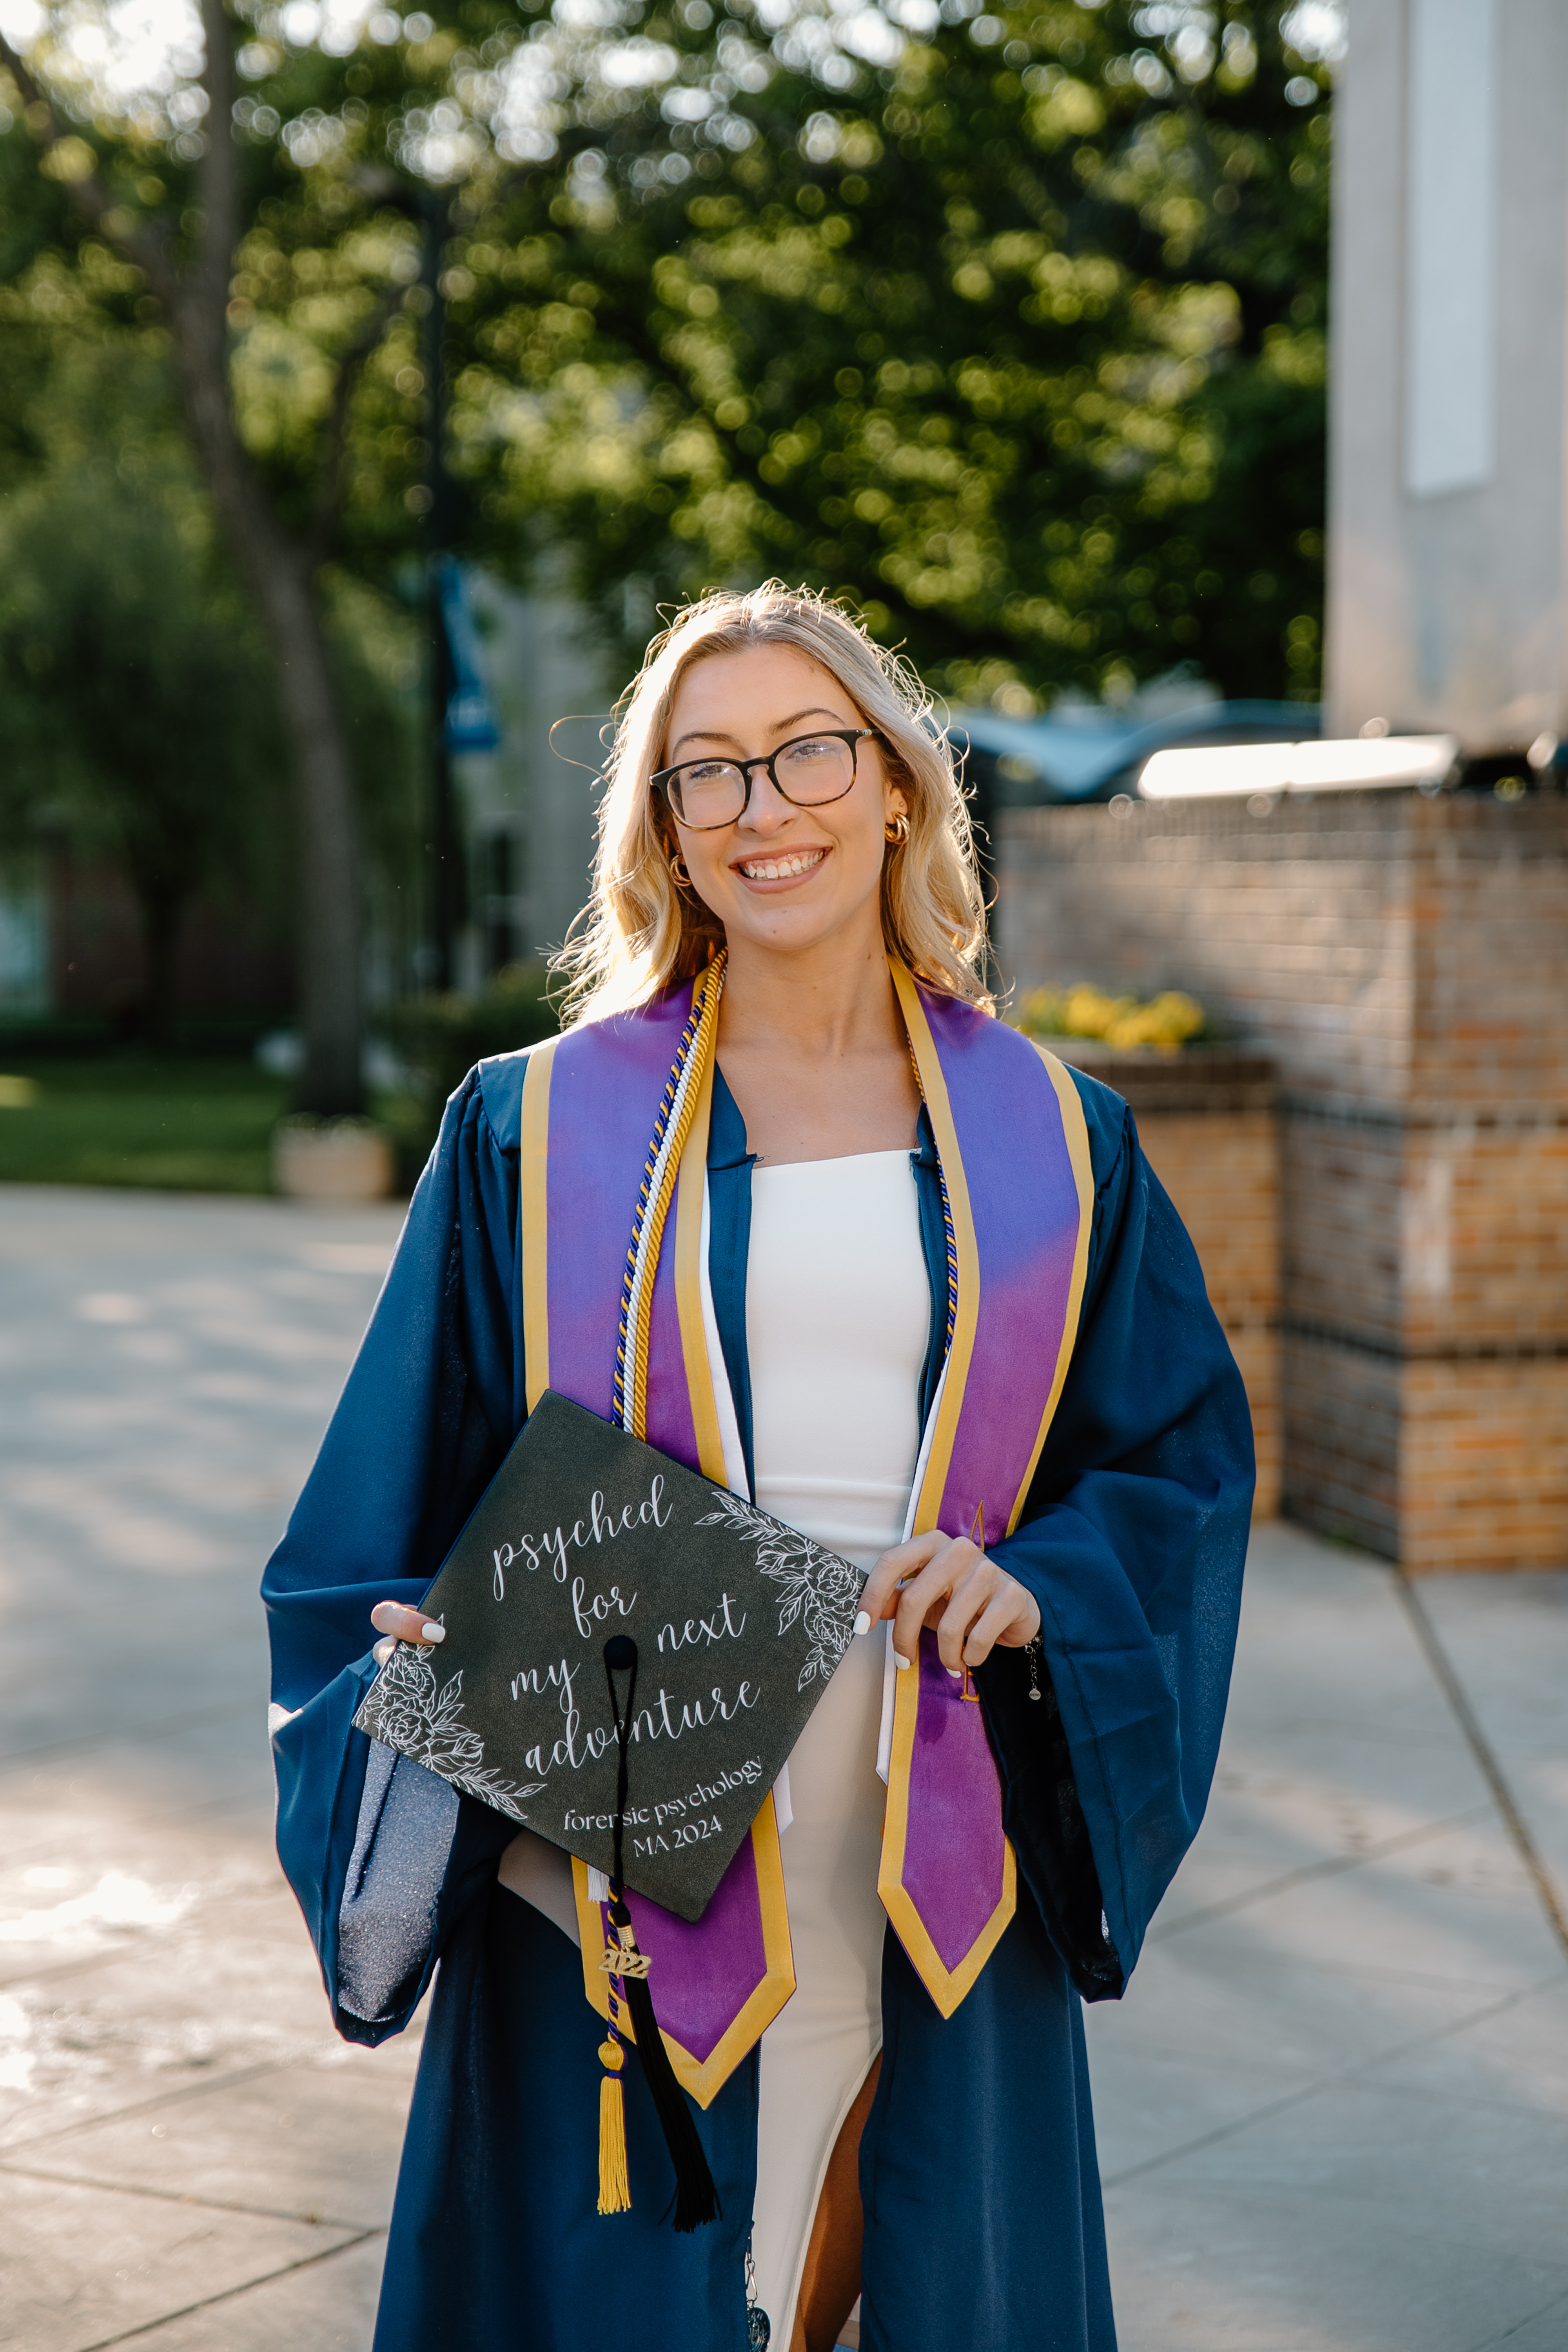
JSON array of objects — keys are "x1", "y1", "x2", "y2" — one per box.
[
  {"x1": 877, "y1": 975, "x2": 1094, "y2": 2017},
  {"x1": 670, "y1": 1042, "x2": 729, "y2": 1487},
  {"x1": 877, "y1": 1733, "x2": 1017, "y2": 2020},
  {"x1": 889, "y1": 964, "x2": 980, "y2": 1537},
  {"x1": 520, "y1": 1035, "x2": 560, "y2": 1416},
  {"x1": 1011, "y1": 1043, "x2": 1095, "y2": 1535},
  {"x1": 528, "y1": 1001, "x2": 793, "y2": 2101},
  {"x1": 570, "y1": 1797, "x2": 796, "y2": 2110}
]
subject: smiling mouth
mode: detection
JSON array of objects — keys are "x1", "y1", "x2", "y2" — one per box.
[{"x1": 735, "y1": 848, "x2": 827, "y2": 882}]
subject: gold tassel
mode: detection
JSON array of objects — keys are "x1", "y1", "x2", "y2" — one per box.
[{"x1": 597, "y1": 2038, "x2": 631, "y2": 2215}]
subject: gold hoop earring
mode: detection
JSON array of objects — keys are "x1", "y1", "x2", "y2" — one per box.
[
  {"x1": 884, "y1": 811, "x2": 911, "y2": 846},
  {"x1": 668, "y1": 849, "x2": 691, "y2": 888}
]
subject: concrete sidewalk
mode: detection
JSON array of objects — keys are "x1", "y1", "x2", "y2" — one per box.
[
  {"x1": 1091, "y1": 1530, "x2": 1568, "y2": 2351},
  {"x1": 1, "y1": 1186, "x2": 1565, "y2": 2352}
]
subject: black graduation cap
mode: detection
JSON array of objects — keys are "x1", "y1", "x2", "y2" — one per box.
[{"x1": 354, "y1": 1389, "x2": 868, "y2": 1924}]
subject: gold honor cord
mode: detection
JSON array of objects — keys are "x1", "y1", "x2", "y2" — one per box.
[
  {"x1": 597, "y1": 975, "x2": 731, "y2": 2227},
  {"x1": 615, "y1": 953, "x2": 727, "y2": 1441}
]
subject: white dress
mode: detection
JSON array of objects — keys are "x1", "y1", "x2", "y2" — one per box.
[
  {"x1": 747, "y1": 1151, "x2": 929, "y2": 2340},
  {"x1": 497, "y1": 1147, "x2": 929, "y2": 2341}
]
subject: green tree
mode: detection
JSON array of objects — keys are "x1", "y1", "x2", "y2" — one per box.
[
  {"x1": 0, "y1": 456, "x2": 285, "y2": 1041},
  {"x1": 0, "y1": 0, "x2": 1334, "y2": 1068},
  {"x1": 443, "y1": 0, "x2": 1333, "y2": 706},
  {"x1": 0, "y1": 0, "x2": 481, "y2": 1106}
]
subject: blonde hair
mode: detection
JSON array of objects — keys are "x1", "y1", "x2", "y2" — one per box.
[{"x1": 555, "y1": 583, "x2": 990, "y2": 1025}]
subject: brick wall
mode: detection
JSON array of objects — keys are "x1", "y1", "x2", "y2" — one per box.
[
  {"x1": 1281, "y1": 1330, "x2": 1399, "y2": 1556},
  {"x1": 999, "y1": 794, "x2": 1418, "y2": 1107},
  {"x1": 1401, "y1": 1359, "x2": 1568, "y2": 1572},
  {"x1": 1003, "y1": 793, "x2": 1568, "y2": 1571},
  {"x1": 1050, "y1": 1045, "x2": 1281, "y2": 1519}
]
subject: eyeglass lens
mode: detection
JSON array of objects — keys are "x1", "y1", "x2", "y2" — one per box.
[{"x1": 666, "y1": 735, "x2": 857, "y2": 828}]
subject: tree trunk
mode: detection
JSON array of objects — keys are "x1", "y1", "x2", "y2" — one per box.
[
  {"x1": 242, "y1": 551, "x2": 365, "y2": 1116},
  {"x1": 180, "y1": 449, "x2": 366, "y2": 1115},
  {"x1": 169, "y1": 309, "x2": 365, "y2": 1114},
  {"x1": 3, "y1": 9, "x2": 370, "y2": 1116},
  {"x1": 169, "y1": 0, "x2": 363, "y2": 1115}
]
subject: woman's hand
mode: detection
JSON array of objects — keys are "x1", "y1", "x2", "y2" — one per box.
[
  {"x1": 853, "y1": 1530, "x2": 1041, "y2": 1676},
  {"x1": 370, "y1": 1601, "x2": 446, "y2": 1667}
]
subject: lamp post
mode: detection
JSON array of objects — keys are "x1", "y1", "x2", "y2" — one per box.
[{"x1": 421, "y1": 189, "x2": 461, "y2": 994}]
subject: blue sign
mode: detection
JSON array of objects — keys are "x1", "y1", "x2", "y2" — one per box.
[{"x1": 437, "y1": 556, "x2": 502, "y2": 753}]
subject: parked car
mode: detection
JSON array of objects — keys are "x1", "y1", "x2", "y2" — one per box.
[{"x1": 949, "y1": 697, "x2": 1323, "y2": 868}]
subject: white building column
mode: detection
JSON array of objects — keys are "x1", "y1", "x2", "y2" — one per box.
[{"x1": 1326, "y1": 0, "x2": 1568, "y2": 750}]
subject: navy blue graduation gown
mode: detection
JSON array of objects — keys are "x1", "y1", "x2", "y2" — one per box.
[{"x1": 263, "y1": 1051, "x2": 1253, "y2": 2352}]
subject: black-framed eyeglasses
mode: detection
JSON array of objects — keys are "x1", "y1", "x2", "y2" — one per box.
[{"x1": 653, "y1": 729, "x2": 879, "y2": 831}]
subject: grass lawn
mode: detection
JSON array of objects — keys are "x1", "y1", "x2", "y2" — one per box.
[
  {"x1": 0, "y1": 1055, "x2": 436, "y2": 1194},
  {"x1": 0, "y1": 1058, "x2": 295, "y2": 1192}
]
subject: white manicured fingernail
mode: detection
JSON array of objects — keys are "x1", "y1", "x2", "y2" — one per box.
[
  {"x1": 895, "y1": 1650, "x2": 912, "y2": 1671},
  {"x1": 421, "y1": 1622, "x2": 445, "y2": 1644},
  {"x1": 945, "y1": 1666, "x2": 961, "y2": 1679},
  {"x1": 853, "y1": 1612, "x2": 872, "y2": 1638}
]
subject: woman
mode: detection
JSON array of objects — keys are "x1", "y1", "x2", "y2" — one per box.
[{"x1": 264, "y1": 583, "x2": 1252, "y2": 2352}]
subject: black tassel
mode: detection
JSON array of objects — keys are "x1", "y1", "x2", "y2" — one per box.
[
  {"x1": 602, "y1": 1635, "x2": 721, "y2": 2234},
  {"x1": 608, "y1": 1895, "x2": 721, "y2": 2231}
]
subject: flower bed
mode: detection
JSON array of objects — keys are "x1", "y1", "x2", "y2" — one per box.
[{"x1": 1012, "y1": 982, "x2": 1207, "y2": 1053}]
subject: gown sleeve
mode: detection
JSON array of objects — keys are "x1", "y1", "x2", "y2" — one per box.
[
  {"x1": 261, "y1": 1058, "x2": 529, "y2": 2045},
  {"x1": 975, "y1": 1066, "x2": 1254, "y2": 2004}
]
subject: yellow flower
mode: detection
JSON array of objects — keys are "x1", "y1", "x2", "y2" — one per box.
[{"x1": 1010, "y1": 986, "x2": 1205, "y2": 1052}]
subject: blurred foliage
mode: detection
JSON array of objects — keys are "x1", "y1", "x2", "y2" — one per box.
[
  {"x1": 456, "y1": 0, "x2": 1332, "y2": 705},
  {"x1": 0, "y1": 334, "x2": 422, "y2": 1024},
  {"x1": 325, "y1": 565, "x2": 429, "y2": 994},
  {"x1": 377, "y1": 958, "x2": 559, "y2": 1145},
  {"x1": 0, "y1": 408, "x2": 287, "y2": 1038},
  {"x1": 1014, "y1": 979, "x2": 1207, "y2": 1049},
  {"x1": 0, "y1": 0, "x2": 1332, "y2": 783}
]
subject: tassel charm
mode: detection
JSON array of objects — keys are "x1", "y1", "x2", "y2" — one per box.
[
  {"x1": 597, "y1": 2033, "x2": 631, "y2": 2216},
  {"x1": 598, "y1": 1923, "x2": 652, "y2": 1978},
  {"x1": 597, "y1": 1634, "x2": 721, "y2": 2234}
]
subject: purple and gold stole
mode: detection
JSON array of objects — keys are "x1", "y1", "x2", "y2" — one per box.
[{"x1": 518, "y1": 960, "x2": 1092, "y2": 2106}]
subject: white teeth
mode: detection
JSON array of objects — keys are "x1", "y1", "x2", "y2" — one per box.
[{"x1": 739, "y1": 850, "x2": 825, "y2": 881}]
